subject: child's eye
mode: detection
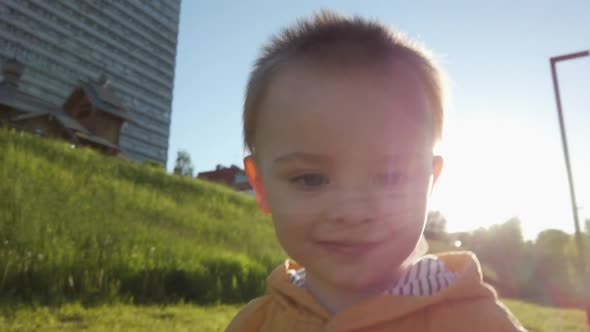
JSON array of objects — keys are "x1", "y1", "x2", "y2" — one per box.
[
  {"x1": 290, "y1": 173, "x2": 329, "y2": 189},
  {"x1": 375, "y1": 172, "x2": 406, "y2": 186}
]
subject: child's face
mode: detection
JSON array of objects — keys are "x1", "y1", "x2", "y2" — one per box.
[{"x1": 246, "y1": 62, "x2": 442, "y2": 291}]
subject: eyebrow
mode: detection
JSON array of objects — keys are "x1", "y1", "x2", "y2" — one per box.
[
  {"x1": 273, "y1": 152, "x2": 331, "y2": 165},
  {"x1": 376, "y1": 153, "x2": 431, "y2": 163},
  {"x1": 272, "y1": 152, "x2": 429, "y2": 166}
]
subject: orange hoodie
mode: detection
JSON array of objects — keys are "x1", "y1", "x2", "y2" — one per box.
[{"x1": 226, "y1": 251, "x2": 526, "y2": 332}]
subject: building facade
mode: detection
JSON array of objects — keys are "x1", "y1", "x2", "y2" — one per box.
[
  {"x1": 0, "y1": 0, "x2": 180, "y2": 164},
  {"x1": 197, "y1": 165, "x2": 254, "y2": 196}
]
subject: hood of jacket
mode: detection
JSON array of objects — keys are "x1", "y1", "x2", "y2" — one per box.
[{"x1": 264, "y1": 251, "x2": 499, "y2": 331}]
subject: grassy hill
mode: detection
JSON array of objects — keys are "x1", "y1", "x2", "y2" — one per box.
[
  {"x1": 0, "y1": 129, "x2": 285, "y2": 305},
  {"x1": 3, "y1": 129, "x2": 590, "y2": 331},
  {"x1": 0, "y1": 300, "x2": 588, "y2": 331}
]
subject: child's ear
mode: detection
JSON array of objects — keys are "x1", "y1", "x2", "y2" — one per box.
[
  {"x1": 432, "y1": 155, "x2": 444, "y2": 186},
  {"x1": 244, "y1": 156, "x2": 271, "y2": 214}
]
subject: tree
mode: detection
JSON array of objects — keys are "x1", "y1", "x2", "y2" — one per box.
[
  {"x1": 424, "y1": 210, "x2": 447, "y2": 240},
  {"x1": 465, "y1": 218, "x2": 526, "y2": 297},
  {"x1": 173, "y1": 150, "x2": 194, "y2": 177},
  {"x1": 525, "y1": 229, "x2": 579, "y2": 306}
]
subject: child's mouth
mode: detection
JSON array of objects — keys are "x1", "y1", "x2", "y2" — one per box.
[{"x1": 317, "y1": 240, "x2": 384, "y2": 256}]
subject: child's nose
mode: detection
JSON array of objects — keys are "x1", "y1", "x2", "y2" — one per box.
[{"x1": 324, "y1": 191, "x2": 378, "y2": 225}]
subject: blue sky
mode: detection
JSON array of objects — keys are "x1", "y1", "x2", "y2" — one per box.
[{"x1": 167, "y1": 0, "x2": 590, "y2": 239}]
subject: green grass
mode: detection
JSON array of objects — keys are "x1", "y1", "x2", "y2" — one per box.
[
  {"x1": 0, "y1": 300, "x2": 587, "y2": 331},
  {"x1": 3, "y1": 128, "x2": 590, "y2": 330},
  {"x1": 503, "y1": 299, "x2": 588, "y2": 332},
  {"x1": 0, "y1": 128, "x2": 285, "y2": 305},
  {"x1": 0, "y1": 303, "x2": 238, "y2": 332}
]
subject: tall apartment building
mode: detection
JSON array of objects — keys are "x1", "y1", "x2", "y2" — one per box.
[{"x1": 0, "y1": 0, "x2": 180, "y2": 164}]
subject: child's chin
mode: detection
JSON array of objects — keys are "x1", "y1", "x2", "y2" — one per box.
[{"x1": 326, "y1": 267, "x2": 398, "y2": 292}]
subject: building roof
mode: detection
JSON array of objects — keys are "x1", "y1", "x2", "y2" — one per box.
[
  {"x1": 197, "y1": 165, "x2": 253, "y2": 191},
  {"x1": 0, "y1": 84, "x2": 59, "y2": 115},
  {"x1": 0, "y1": 58, "x2": 56, "y2": 115},
  {"x1": 1, "y1": 59, "x2": 124, "y2": 154},
  {"x1": 75, "y1": 131, "x2": 120, "y2": 151},
  {"x1": 12, "y1": 111, "x2": 90, "y2": 134},
  {"x1": 11, "y1": 110, "x2": 120, "y2": 151},
  {"x1": 198, "y1": 168, "x2": 238, "y2": 186},
  {"x1": 197, "y1": 165, "x2": 247, "y2": 187},
  {"x1": 79, "y1": 77, "x2": 129, "y2": 120}
]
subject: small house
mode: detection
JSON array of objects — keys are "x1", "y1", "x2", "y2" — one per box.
[
  {"x1": 0, "y1": 58, "x2": 128, "y2": 157},
  {"x1": 197, "y1": 164, "x2": 254, "y2": 195}
]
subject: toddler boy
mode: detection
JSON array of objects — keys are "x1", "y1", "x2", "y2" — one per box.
[{"x1": 227, "y1": 10, "x2": 525, "y2": 332}]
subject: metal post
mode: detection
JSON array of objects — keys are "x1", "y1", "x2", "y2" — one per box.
[{"x1": 549, "y1": 50, "x2": 589, "y2": 324}]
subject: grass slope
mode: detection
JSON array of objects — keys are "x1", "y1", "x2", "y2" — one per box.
[
  {"x1": 0, "y1": 129, "x2": 284, "y2": 304},
  {"x1": 503, "y1": 299, "x2": 589, "y2": 332},
  {"x1": 0, "y1": 300, "x2": 587, "y2": 332}
]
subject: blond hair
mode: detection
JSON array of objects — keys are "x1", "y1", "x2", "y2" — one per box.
[{"x1": 243, "y1": 10, "x2": 446, "y2": 154}]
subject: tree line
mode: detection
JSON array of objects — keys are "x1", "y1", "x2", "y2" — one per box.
[{"x1": 426, "y1": 212, "x2": 590, "y2": 308}]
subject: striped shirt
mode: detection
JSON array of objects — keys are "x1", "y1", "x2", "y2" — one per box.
[{"x1": 287, "y1": 256, "x2": 457, "y2": 296}]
